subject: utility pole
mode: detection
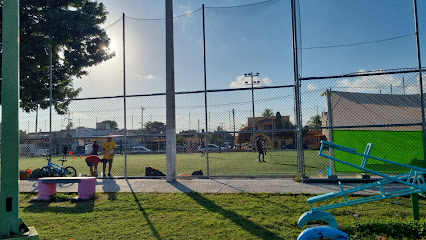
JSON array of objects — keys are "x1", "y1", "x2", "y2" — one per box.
[
  {"x1": 229, "y1": 110, "x2": 231, "y2": 132},
  {"x1": 35, "y1": 104, "x2": 38, "y2": 135},
  {"x1": 141, "y1": 107, "x2": 145, "y2": 130},
  {"x1": 244, "y1": 72, "x2": 260, "y2": 151},
  {"x1": 232, "y1": 109, "x2": 235, "y2": 143},
  {"x1": 402, "y1": 77, "x2": 406, "y2": 95}
]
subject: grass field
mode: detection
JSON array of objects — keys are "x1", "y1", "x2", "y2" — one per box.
[
  {"x1": 19, "y1": 192, "x2": 426, "y2": 240},
  {"x1": 19, "y1": 150, "x2": 331, "y2": 177}
]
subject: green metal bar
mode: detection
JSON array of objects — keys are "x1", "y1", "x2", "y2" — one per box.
[
  {"x1": 0, "y1": 0, "x2": 21, "y2": 236},
  {"x1": 411, "y1": 193, "x2": 420, "y2": 221}
]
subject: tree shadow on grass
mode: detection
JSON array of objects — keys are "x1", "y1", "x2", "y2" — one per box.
[
  {"x1": 210, "y1": 179, "x2": 291, "y2": 210},
  {"x1": 265, "y1": 160, "x2": 317, "y2": 169},
  {"x1": 24, "y1": 198, "x2": 95, "y2": 213},
  {"x1": 169, "y1": 181, "x2": 285, "y2": 240},
  {"x1": 125, "y1": 179, "x2": 162, "y2": 240}
]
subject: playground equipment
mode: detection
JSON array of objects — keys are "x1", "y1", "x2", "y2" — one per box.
[{"x1": 297, "y1": 140, "x2": 426, "y2": 240}]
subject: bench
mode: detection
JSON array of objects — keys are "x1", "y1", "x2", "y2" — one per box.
[{"x1": 33, "y1": 177, "x2": 96, "y2": 201}]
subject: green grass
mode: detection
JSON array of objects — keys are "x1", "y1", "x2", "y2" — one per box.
[
  {"x1": 19, "y1": 192, "x2": 426, "y2": 240},
  {"x1": 19, "y1": 150, "x2": 330, "y2": 177}
]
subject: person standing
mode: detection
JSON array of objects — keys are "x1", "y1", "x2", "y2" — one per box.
[
  {"x1": 102, "y1": 136, "x2": 116, "y2": 178},
  {"x1": 62, "y1": 145, "x2": 68, "y2": 159},
  {"x1": 200, "y1": 140, "x2": 206, "y2": 157},
  {"x1": 91, "y1": 140, "x2": 100, "y2": 155},
  {"x1": 256, "y1": 135, "x2": 265, "y2": 162}
]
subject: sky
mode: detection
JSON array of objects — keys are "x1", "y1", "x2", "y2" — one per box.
[{"x1": 19, "y1": 0, "x2": 426, "y2": 134}]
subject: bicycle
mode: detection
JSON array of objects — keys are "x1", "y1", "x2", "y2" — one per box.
[{"x1": 41, "y1": 155, "x2": 77, "y2": 177}]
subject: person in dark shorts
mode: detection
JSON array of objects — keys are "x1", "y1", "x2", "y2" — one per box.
[
  {"x1": 199, "y1": 140, "x2": 205, "y2": 157},
  {"x1": 102, "y1": 136, "x2": 116, "y2": 178},
  {"x1": 62, "y1": 145, "x2": 68, "y2": 159},
  {"x1": 91, "y1": 140, "x2": 100, "y2": 155},
  {"x1": 85, "y1": 155, "x2": 101, "y2": 177},
  {"x1": 256, "y1": 135, "x2": 265, "y2": 162}
]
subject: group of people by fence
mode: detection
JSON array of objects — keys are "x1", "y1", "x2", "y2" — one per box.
[{"x1": 84, "y1": 137, "x2": 116, "y2": 178}]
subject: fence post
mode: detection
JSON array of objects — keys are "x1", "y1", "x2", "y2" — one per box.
[
  {"x1": 413, "y1": 0, "x2": 426, "y2": 164},
  {"x1": 291, "y1": 0, "x2": 304, "y2": 178},
  {"x1": 122, "y1": 13, "x2": 128, "y2": 178},
  {"x1": 326, "y1": 89, "x2": 335, "y2": 174},
  {"x1": 165, "y1": 0, "x2": 177, "y2": 182},
  {"x1": 202, "y1": 4, "x2": 210, "y2": 176}
]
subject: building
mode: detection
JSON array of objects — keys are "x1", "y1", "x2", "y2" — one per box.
[
  {"x1": 321, "y1": 90, "x2": 424, "y2": 171},
  {"x1": 237, "y1": 115, "x2": 292, "y2": 149}
]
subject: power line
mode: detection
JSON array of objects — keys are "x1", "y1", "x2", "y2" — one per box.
[
  {"x1": 103, "y1": 16, "x2": 123, "y2": 29},
  {"x1": 205, "y1": 0, "x2": 275, "y2": 9},
  {"x1": 125, "y1": 8, "x2": 202, "y2": 21},
  {"x1": 300, "y1": 33, "x2": 416, "y2": 50}
]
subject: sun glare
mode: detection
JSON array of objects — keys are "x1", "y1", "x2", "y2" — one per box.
[
  {"x1": 108, "y1": 40, "x2": 117, "y2": 53},
  {"x1": 101, "y1": 40, "x2": 117, "y2": 54}
]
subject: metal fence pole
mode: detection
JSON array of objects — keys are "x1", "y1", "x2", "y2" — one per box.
[
  {"x1": 326, "y1": 89, "x2": 335, "y2": 173},
  {"x1": 413, "y1": 0, "x2": 426, "y2": 163},
  {"x1": 0, "y1": 0, "x2": 30, "y2": 236},
  {"x1": 202, "y1": 4, "x2": 210, "y2": 176},
  {"x1": 122, "y1": 13, "x2": 128, "y2": 178},
  {"x1": 166, "y1": 0, "x2": 177, "y2": 182},
  {"x1": 291, "y1": 0, "x2": 304, "y2": 177},
  {"x1": 49, "y1": 44, "x2": 53, "y2": 159}
]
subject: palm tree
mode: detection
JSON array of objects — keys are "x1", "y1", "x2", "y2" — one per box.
[
  {"x1": 307, "y1": 115, "x2": 322, "y2": 127},
  {"x1": 262, "y1": 108, "x2": 274, "y2": 117}
]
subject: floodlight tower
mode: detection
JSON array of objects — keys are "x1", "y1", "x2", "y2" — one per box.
[{"x1": 244, "y1": 72, "x2": 260, "y2": 151}]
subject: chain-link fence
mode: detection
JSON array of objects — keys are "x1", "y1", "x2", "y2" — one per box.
[{"x1": 12, "y1": 0, "x2": 426, "y2": 180}]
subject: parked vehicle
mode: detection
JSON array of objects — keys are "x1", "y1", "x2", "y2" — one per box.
[
  {"x1": 132, "y1": 146, "x2": 152, "y2": 153},
  {"x1": 282, "y1": 143, "x2": 308, "y2": 150},
  {"x1": 198, "y1": 144, "x2": 220, "y2": 152},
  {"x1": 177, "y1": 145, "x2": 185, "y2": 152},
  {"x1": 222, "y1": 144, "x2": 232, "y2": 150}
]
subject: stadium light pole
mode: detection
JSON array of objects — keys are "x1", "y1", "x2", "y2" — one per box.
[{"x1": 244, "y1": 72, "x2": 260, "y2": 151}]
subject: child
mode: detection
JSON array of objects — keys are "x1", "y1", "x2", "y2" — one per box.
[{"x1": 85, "y1": 155, "x2": 101, "y2": 177}]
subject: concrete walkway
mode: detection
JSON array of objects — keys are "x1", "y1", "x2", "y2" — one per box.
[{"x1": 19, "y1": 178, "x2": 408, "y2": 195}]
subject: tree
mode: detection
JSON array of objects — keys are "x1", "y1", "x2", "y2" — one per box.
[
  {"x1": 275, "y1": 112, "x2": 283, "y2": 129},
  {"x1": 179, "y1": 130, "x2": 197, "y2": 134},
  {"x1": 99, "y1": 120, "x2": 118, "y2": 130},
  {"x1": 307, "y1": 115, "x2": 322, "y2": 127},
  {"x1": 0, "y1": 0, "x2": 114, "y2": 114},
  {"x1": 275, "y1": 111, "x2": 295, "y2": 141},
  {"x1": 262, "y1": 108, "x2": 274, "y2": 117},
  {"x1": 145, "y1": 121, "x2": 166, "y2": 133}
]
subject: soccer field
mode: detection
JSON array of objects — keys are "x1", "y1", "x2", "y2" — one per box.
[{"x1": 18, "y1": 150, "x2": 330, "y2": 177}]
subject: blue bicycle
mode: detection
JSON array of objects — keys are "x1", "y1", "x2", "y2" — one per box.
[{"x1": 41, "y1": 155, "x2": 77, "y2": 177}]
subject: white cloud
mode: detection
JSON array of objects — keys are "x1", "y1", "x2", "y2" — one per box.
[
  {"x1": 230, "y1": 76, "x2": 246, "y2": 88},
  {"x1": 406, "y1": 72, "x2": 426, "y2": 94},
  {"x1": 230, "y1": 76, "x2": 272, "y2": 88},
  {"x1": 307, "y1": 84, "x2": 317, "y2": 91},
  {"x1": 262, "y1": 77, "x2": 272, "y2": 85},
  {"x1": 336, "y1": 69, "x2": 403, "y2": 93},
  {"x1": 136, "y1": 74, "x2": 157, "y2": 81}
]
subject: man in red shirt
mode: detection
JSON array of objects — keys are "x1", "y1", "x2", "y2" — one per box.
[{"x1": 85, "y1": 155, "x2": 101, "y2": 177}]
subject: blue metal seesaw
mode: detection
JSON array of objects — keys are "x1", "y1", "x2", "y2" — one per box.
[{"x1": 297, "y1": 140, "x2": 426, "y2": 240}]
